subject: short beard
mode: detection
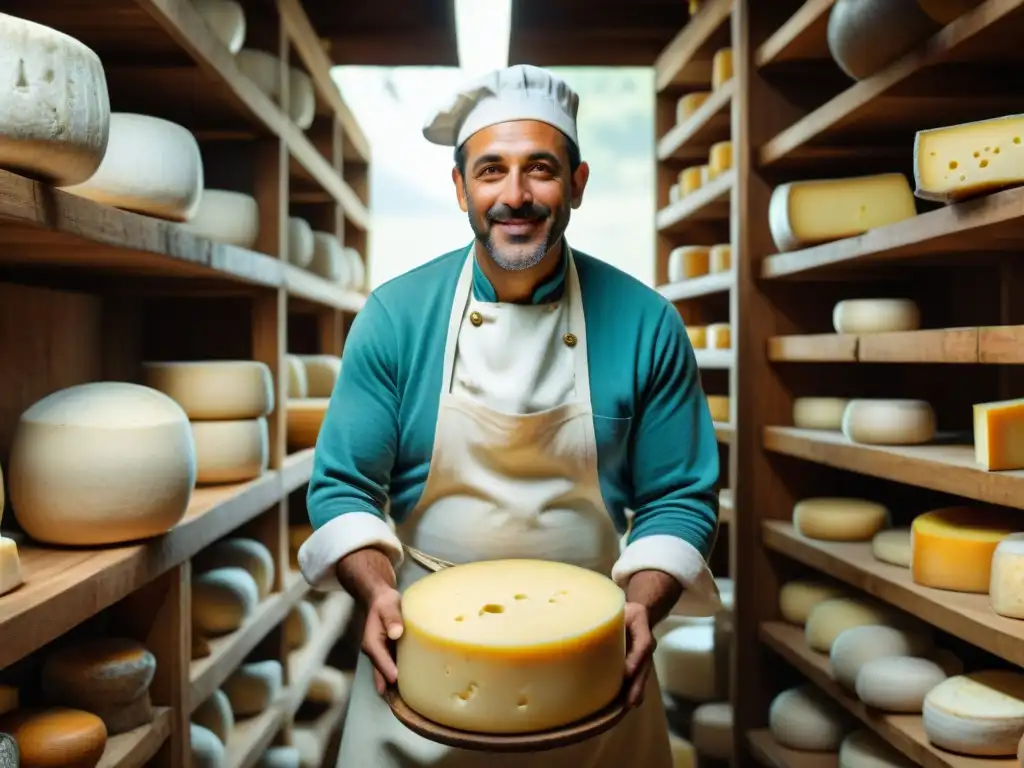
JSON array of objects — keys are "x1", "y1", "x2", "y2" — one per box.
[{"x1": 467, "y1": 195, "x2": 553, "y2": 273}]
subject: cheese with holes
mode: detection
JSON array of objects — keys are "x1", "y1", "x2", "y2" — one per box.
[
  {"x1": 285, "y1": 600, "x2": 319, "y2": 650},
  {"x1": 708, "y1": 141, "x2": 732, "y2": 179},
  {"x1": 654, "y1": 624, "x2": 717, "y2": 701},
  {"x1": 289, "y1": 67, "x2": 315, "y2": 130},
  {"x1": 830, "y1": 625, "x2": 933, "y2": 690},
  {"x1": 224, "y1": 660, "x2": 283, "y2": 717},
  {"x1": 670, "y1": 734, "x2": 696, "y2": 768},
  {"x1": 61, "y1": 113, "x2": 203, "y2": 221},
  {"x1": 680, "y1": 166, "x2": 703, "y2": 196},
  {"x1": 805, "y1": 597, "x2": 908, "y2": 653},
  {"x1": 855, "y1": 656, "x2": 947, "y2": 713},
  {"x1": 707, "y1": 323, "x2": 731, "y2": 349},
  {"x1": 9, "y1": 382, "x2": 195, "y2": 546},
  {"x1": 779, "y1": 580, "x2": 849, "y2": 625},
  {"x1": 344, "y1": 246, "x2": 367, "y2": 292},
  {"x1": 192, "y1": 567, "x2": 259, "y2": 636},
  {"x1": 842, "y1": 399, "x2": 935, "y2": 445},
  {"x1": 258, "y1": 747, "x2": 300, "y2": 768},
  {"x1": 193, "y1": 0, "x2": 247, "y2": 53},
  {"x1": 712, "y1": 48, "x2": 733, "y2": 90},
  {"x1": 872, "y1": 528, "x2": 912, "y2": 567},
  {"x1": 179, "y1": 189, "x2": 260, "y2": 249},
  {"x1": 287, "y1": 398, "x2": 329, "y2": 451},
  {"x1": 286, "y1": 355, "x2": 309, "y2": 399},
  {"x1": 191, "y1": 722, "x2": 226, "y2": 768},
  {"x1": 706, "y1": 395, "x2": 729, "y2": 422},
  {"x1": 709, "y1": 244, "x2": 731, "y2": 273},
  {"x1": 0, "y1": 708, "x2": 108, "y2": 766},
  {"x1": 0, "y1": 537, "x2": 22, "y2": 597},
  {"x1": 769, "y1": 686, "x2": 849, "y2": 751},
  {"x1": 794, "y1": 497, "x2": 889, "y2": 542},
  {"x1": 195, "y1": 538, "x2": 274, "y2": 599},
  {"x1": 288, "y1": 217, "x2": 315, "y2": 268},
  {"x1": 793, "y1": 397, "x2": 849, "y2": 430},
  {"x1": 193, "y1": 689, "x2": 234, "y2": 744},
  {"x1": 396, "y1": 559, "x2": 626, "y2": 734},
  {"x1": 668, "y1": 246, "x2": 710, "y2": 282},
  {"x1": 990, "y1": 533, "x2": 1024, "y2": 618},
  {"x1": 142, "y1": 360, "x2": 273, "y2": 420},
  {"x1": 310, "y1": 231, "x2": 350, "y2": 283},
  {"x1": 677, "y1": 92, "x2": 710, "y2": 124},
  {"x1": 840, "y1": 730, "x2": 915, "y2": 768},
  {"x1": 974, "y1": 398, "x2": 1024, "y2": 471},
  {"x1": 308, "y1": 666, "x2": 353, "y2": 706},
  {"x1": 923, "y1": 671, "x2": 1024, "y2": 756},
  {"x1": 0, "y1": 16, "x2": 110, "y2": 186},
  {"x1": 41, "y1": 638, "x2": 156, "y2": 710},
  {"x1": 692, "y1": 702, "x2": 732, "y2": 759},
  {"x1": 236, "y1": 49, "x2": 282, "y2": 99},
  {"x1": 832, "y1": 299, "x2": 920, "y2": 334},
  {"x1": 687, "y1": 326, "x2": 707, "y2": 348},
  {"x1": 912, "y1": 506, "x2": 1022, "y2": 593},
  {"x1": 768, "y1": 174, "x2": 917, "y2": 253},
  {"x1": 190, "y1": 418, "x2": 269, "y2": 485},
  {"x1": 298, "y1": 355, "x2": 341, "y2": 398},
  {"x1": 914, "y1": 115, "x2": 1024, "y2": 203}
]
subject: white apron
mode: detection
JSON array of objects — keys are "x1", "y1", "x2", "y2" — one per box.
[{"x1": 336, "y1": 248, "x2": 674, "y2": 768}]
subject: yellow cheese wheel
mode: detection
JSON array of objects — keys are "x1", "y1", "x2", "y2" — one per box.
[
  {"x1": 679, "y1": 166, "x2": 704, "y2": 196},
  {"x1": 793, "y1": 497, "x2": 889, "y2": 542},
  {"x1": 793, "y1": 397, "x2": 849, "y2": 430},
  {"x1": 706, "y1": 323, "x2": 731, "y2": 349},
  {"x1": 0, "y1": 537, "x2": 23, "y2": 597},
  {"x1": 974, "y1": 397, "x2": 1024, "y2": 471},
  {"x1": 287, "y1": 398, "x2": 329, "y2": 451},
  {"x1": 832, "y1": 298, "x2": 920, "y2": 334},
  {"x1": 711, "y1": 48, "x2": 733, "y2": 90},
  {"x1": 708, "y1": 141, "x2": 732, "y2": 179},
  {"x1": 141, "y1": 360, "x2": 273, "y2": 420},
  {"x1": 396, "y1": 559, "x2": 626, "y2": 734},
  {"x1": 706, "y1": 395, "x2": 729, "y2": 423},
  {"x1": 191, "y1": 418, "x2": 269, "y2": 485},
  {"x1": 687, "y1": 326, "x2": 707, "y2": 349},
  {"x1": 668, "y1": 246, "x2": 710, "y2": 282},
  {"x1": 912, "y1": 507, "x2": 1024, "y2": 593},
  {"x1": 0, "y1": 708, "x2": 107, "y2": 768},
  {"x1": 779, "y1": 580, "x2": 849, "y2": 625},
  {"x1": 676, "y1": 92, "x2": 710, "y2": 124},
  {"x1": 805, "y1": 597, "x2": 906, "y2": 653},
  {"x1": 708, "y1": 244, "x2": 731, "y2": 273}
]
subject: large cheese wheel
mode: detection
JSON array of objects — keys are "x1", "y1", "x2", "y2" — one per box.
[
  {"x1": 692, "y1": 702, "x2": 732, "y2": 760},
  {"x1": 41, "y1": 638, "x2": 156, "y2": 709},
  {"x1": 9, "y1": 382, "x2": 195, "y2": 546},
  {"x1": 193, "y1": 689, "x2": 234, "y2": 744},
  {"x1": 668, "y1": 246, "x2": 710, "y2": 283},
  {"x1": 285, "y1": 601, "x2": 319, "y2": 651},
  {"x1": 223, "y1": 660, "x2": 283, "y2": 717},
  {"x1": 286, "y1": 355, "x2": 309, "y2": 399},
  {"x1": 709, "y1": 244, "x2": 731, "y2": 273},
  {"x1": 288, "y1": 67, "x2": 316, "y2": 130},
  {"x1": 923, "y1": 671, "x2": 1024, "y2": 756},
  {"x1": 0, "y1": 537, "x2": 23, "y2": 597},
  {"x1": 193, "y1": 0, "x2": 246, "y2": 53},
  {"x1": 0, "y1": 16, "x2": 110, "y2": 186},
  {"x1": 805, "y1": 597, "x2": 908, "y2": 653},
  {"x1": 191, "y1": 722, "x2": 226, "y2": 768},
  {"x1": 840, "y1": 730, "x2": 915, "y2": 768},
  {"x1": 654, "y1": 624, "x2": 717, "y2": 701},
  {"x1": 688, "y1": 326, "x2": 707, "y2": 348},
  {"x1": 191, "y1": 418, "x2": 269, "y2": 485},
  {"x1": 855, "y1": 656, "x2": 947, "y2": 713},
  {"x1": 842, "y1": 399, "x2": 936, "y2": 445},
  {"x1": 258, "y1": 747, "x2": 300, "y2": 768},
  {"x1": 0, "y1": 708, "x2": 108, "y2": 768},
  {"x1": 872, "y1": 528, "x2": 912, "y2": 567},
  {"x1": 287, "y1": 399, "x2": 329, "y2": 451},
  {"x1": 912, "y1": 506, "x2": 1022, "y2": 593},
  {"x1": 794, "y1": 497, "x2": 888, "y2": 542},
  {"x1": 192, "y1": 567, "x2": 260, "y2": 636},
  {"x1": 344, "y1": 247, "x2": 367, "y2": 292},
  {"x1": 288, "y1": 217, "x2": 315, "y2": 268},
  {"x1": 298, "y1": 355, "x2": 341, "y2": 398},
  {"x1": 179, "y1": 189, "x2": 259, "y2": 249},
  {"x1": 832, "y1": 299, "x2": 920, "y2": 334},
  {"x1": 309, "y1": 232, "x2": 350, "y2": 283},
  {"x1": 779, "y1": 580, "x2": 849, "y2": 625},
  {"x1": 61, "y1": 113, "x2": 203, "y2": 221},
  {"x1": 655, "y1": 614, "x2": 714, "y2": 641},
  {"x1": 396, "y1": 559, "x2": 626, "y2": 734},
  {"x1": 827, "y1": 0, "x2": 939, "y2": 80},
  {"x1": 793, "y1": 397, "x2": 849, "y2": 430},
  {"x1": 194, "y1": 538, "x2": 275, "y2": 599},
  {"x1": 829, "y1": 625, "x2": 933, "y2": 690},
  {"x1": 141, "y1": 360, "x2": 273, "y2": 420},
  {"x1": 236, "y1": 49, "x2": 282, "y2": 99},
  {"x1": 769, "y1": 686, "x2": 849, "y2": 751},
  {"x1": 991, "y1": 534, "x2": 1024, "y2": 619}
]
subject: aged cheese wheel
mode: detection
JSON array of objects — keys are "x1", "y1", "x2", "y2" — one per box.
[
  {"x1": 287, "y1": 399, "x2": 329, "y2": 451},
  {"x1": 0, "y1": 707, "x2": 107, "y2": 768},
  {"x1": 307, "y1": 666, "x2": 353, "y2": 706},
  {"x1": 193, "y1": 0, "x2": 246, "y2": 53},
  {"x1": 912, "y1": 506, "x2": 1022, "y2": 593},
  {"x1": 90, "y1": 693, "x2": 153, "y2": 735},
  {"x1": 41, "y1": 638, "x2": 156, "y2": 709},
  {"x1": 706, "y1": 323, "x2": 731, "y2": 349},
  {"x1": 193, "y1": 689, "x2": 234, "y2": 745},
  {"x1": 192, "y1": 567, "x2": 260, "y2": 636},
  {"x1": 793, "y1": 397, "x2": 849, "y2": 430},
  {"x1": 309, "y1": 232, "x2": 350, "y2": 283},
  {"x1": 655, "y1": 624, "x2": 717, "y2": 702},
  {"x1": 991, "y1": 534, "x2": 1024, "y2": 619},
  {"x1": 708, "y1": 244, "x2": 731, "y2": 273},
  {"x1": 706, "y1": 395, "x2": 729, "y2": 422},
  {"x1": 687, "y1": 326, "x2": 707, "y2": 348},
  {"x1": 827, "y1": 0, "x2": 939, "y2": 81},
  {"x1": 872, "y1": 528, "x2": 912, "y2": 567},
  {"x1": 832, "y1": 299, "x2": 920, "y2": 334},
  {"x1": 257, "y1": 747, "x2": 300, "y2": 768},
  {"x1": 676, "y1": 92, "x2": 710, "y2": 124},
  {"x1": 142, "y1": 360, "x2": 273, "y2": 421},
  {"x1": 236, "y1": 49, "x2": 282, "y2": 98},
  {"x1": 285, "y1": 600, "x2": 319, "y2": 651},
  {"x1": 344, "y1": 247, "x2": 366, "y2": 292},
  {"x1": 711, "y1": 48, "x2": 733, "y2": 90},
  {"x1": 840, "y1": 730, "x2": 915, "y2": 768},
  {"x1": 708, "y1": 141, "x2": 732, "y2": 179},
  {"x1": 9, "y1": 382, "x2": 195, "y2": 546},
  {"x1": 793, "y1": 497, "x2": 889, "y2": 541},
  {"x1": 692, "y1": 702, "x2": 732, "y2": 760},
  {"x1": 179, "y1": 189, "x2": 259, "y2": 249},
  {"x1": 191, "y1": 418, "x2": 269, "y2": 485},
  {"x1": 288, "y1": 67, "x2": 316, "y2": 130},
  {"x1": 779, "y1": 580, "x2": 849, "y2": 625},
  {"x1": 288, "y1": 217, "x2": 315, "y2": 268},
  {"x1": 223, "y1": 660, "x2": 284, "y2": 717},
  {"x1": 0, "y1": 16, "x2": 110, "y2": 186},
  {"x1": 855, "y1": 655, "x2": 947, "y2": 713},
  {"x1": 769, "y1": 686, "x2": 849, "y2": 751},
  {"x1": 298, "y1": 356, "x2": 341, "y2": 398},
  {"x1": 286, "y1": 355, "x2": 309, "y2": 399},
  {"x1": 829, "y1": 624, "x2": 933, "y2": 690},
  {"x1": 679, "y1": 166, "x2": 704, "y2": 196},
  {"x1": 191, "y1": 722, "x2": 226, "y2": 768},
  {"x1": 805, "y1": 597, "x2": 908, "y2": 653},
  {"x1": 668, "y1": 246, "x2": 710, "y2": 283},
  {"x1": 842, "y1": 399, "x2": 936, "y2": 445},
  {"x1": 923, "y1": 671, "x2": 1024, "y2": 756},
  {"x1": 0, "y1": 536, "x2": 23, "y2": 597},
  {"x1": 396, "y1": 559, "x2": 626, "y2": 734},
  {"x1": 194, "y1": 537, "x2": 275, "y2": 599}
]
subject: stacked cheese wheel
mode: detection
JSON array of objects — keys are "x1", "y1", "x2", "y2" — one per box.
[
  {"x1": 668, "y1": 244, "x2": 732, "y2": 284},
  {"x1": 192, "y1": 537, "x2": 275, "y2": 648},
  {"x1": 179, "y1": 188, "x2": 261, "y2": 249},
  {"x1": 192, "y1": 0, "x2": 248, "y2": 54},
  {"x1": 305, "y1": 231, "x2": 367, "y2": 291},
  {"x1": 142, "y1": 360, "x2": 272, "y2": 485},
  {"x1": 235, "y1": 48, "x2": 316, "y2": 129},
  {"x1": 286, "y1": 354, "x2": 342, "y2": 450}
]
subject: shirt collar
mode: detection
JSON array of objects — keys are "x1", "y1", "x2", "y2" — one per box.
[{"x1": 470, "y1": 240, "x2": 569, "y2": 305}]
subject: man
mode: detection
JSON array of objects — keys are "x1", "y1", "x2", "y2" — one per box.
[{"x1": 299, "y1": 64, "x2": 721, "y2": 767}]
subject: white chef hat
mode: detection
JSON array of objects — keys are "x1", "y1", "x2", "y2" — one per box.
[{"x1": 422, "y1": 64, "x2": 580, "y2": 149}]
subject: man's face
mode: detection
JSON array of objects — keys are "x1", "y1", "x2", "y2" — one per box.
[{"x1": 454, "y1": 121, "x2": 589, "y2": 273}]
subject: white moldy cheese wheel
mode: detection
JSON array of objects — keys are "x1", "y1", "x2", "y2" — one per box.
[
  {"x1": 779, "y1": 580, "x2": 849, "y2": 625},
  {"x1": 655, "y1": 624, "x2": 717, "y2": 701},
  {"x1": 832, "y1": 299, "x2": 921, "y2": 334},
  {"x1": 191, "y1": 722, "x2": 226, "y2": 768},
  {"x1": 0, "y1": 537, "x2": 22, "y2": 597},
  {"x1": 194, "y1": 537, "x2": 275, "y2": 600},
  {"x1": 829, "y1": 624, "x2": 933, "y2": 690},
  {"x1": 61, "y1": 113, "x2": 204, "y2": 222},
  {"x1": 285, "y1": 601, "x2": 319, "y2": 650},
  {"x1": 805, "y1": 597, "x2": 910, "y2": 653},
  {"x1": 769, "y1": 685, "x2": 849, "y2": 751},
  {"x1": 41, "y1": 638, "x2": 156, "y2": 708},
  {"x1": 223, "y1": 660, "x2": 283, "y2": 717},
  {"x1": 298, "y1": 355, "x2": 342, "y2": 398},
  {"x1": 396, "y1": 559, "x2": 627, "y2": 734},
  {"x1": 692, "y1": 702, "x2": 732, "y2": 760},
  {"x1": 193, "y1": 689, "x2": 234, "y2": 744},
  {"x1": 142, "y1": 360, "x2": 273, "y2": 420},
  {"x1": 288, "y1": 217, "x2": 315, "y2": 268},
  {"x1": 236, "y1": 48, "x2": 282, "y2": 99},
  {"x1": 191, "y1": 418, "x2": 269, "y2": 485},
  {"x1": 179, "y1": 189, "x2": 260, "y2": 249},
  {"x1": 192, "y1": 567, "x2": 260, "y2": 636},
  {"x1": 923, "y1": 671, "x2": 1024, "y2": 756},
  {"x1": 9, "y1": 382, "x2": 195, "y2": 546},
  {"x1": 193, "y1": 0, "x2": 247, "y2": 53},
  {"x1": 990, "y1": 533, "x2": 1024, "y2": 619},
  {"x1": 668, "y1": 246, "x2": 710, "y2": 282},
  {"x1": 344, "y1": 246, "x2": 367, "y2": 292},
  {"x1": 258, "y1": 747, "x2": 300, "y2": 768},
  {"x1": 288, "y1": 67, "x2": 316, "y2": 130},
  {"x1": 0, "y1": 708, "x2": 108, "y2": 767},
  {"x1": 287, "y1": 398, "x2": 330, "y2": 451},
  {"x1": 0, "y1": 15, "x2": 110, "y2": 186},
  {"x1": 842, "y1": 399, "x2": 936, "y2": 445},
  {"x1": 855, "y1": 656, "x2": 947, "y2": 713},
  {"x1": 793, "y1": 397, "x2": 849, "y2": 430},
  {"x1": 794, "y1": 497, "x2": 889, "y2": 542},
  {"x1": 309, "y1": 232, "x2": 350, "y2": 283},
  {"x1": 286, "y1": 355, "x2": 309, "y2": 399},
  {"x1": 840, "y1": 730, "x2": 915, "y2": 768},
  {"x1": 872, "y1": 528, "x2": 912, "y2": 567}
]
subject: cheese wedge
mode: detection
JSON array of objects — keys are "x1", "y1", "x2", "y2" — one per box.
[{"x1": 974, "y1": 397, "x2": 1024, "y2": 471}]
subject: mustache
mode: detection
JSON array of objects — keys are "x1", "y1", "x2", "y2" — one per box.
[{"x1": 486, "y1": 202, "x2": 551, "y2": 223}]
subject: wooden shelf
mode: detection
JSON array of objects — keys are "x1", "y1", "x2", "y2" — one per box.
[
  {"x1": 225, "y1": 705, "x2": 287, "y2": 768},
  {"x1": 696, "y1": 348, "x2": 735, "y2": 369},
  {"x1": 654, "y1": 0, "x2": 734, "y2": 91},
  {"x1": 767, "y1": 327, "x2": 1001, "y2": 364},
  {"x1": 658, "y1": 270, "x2": 735, "y2": 302},
  {"x1": 754, "y1": 0, "x2": 835, "y2": 68},
  {"x1": 715, "y1": 421, "x2": 735, "y2": 444},
  {"x1": 748, "y1": 729, "x2": 838, "y2": 768},
  {"x1": 285, "y1": 592, "x2": 355, "y2": 714},
  {"x1": 98, "y1": 707, "x2": 172, "y2": 768},
  {"x1": 656, "y1": 170, "x2": 735, "y2": 233},
  {"x1": 282, "y1": 449, "x2": 317, "y2": 495},
  {"x1": 657, "y1": 81, "x2": 735, "y2": 163}
]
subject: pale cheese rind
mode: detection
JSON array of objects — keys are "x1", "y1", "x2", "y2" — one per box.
[
  {"x1": 654, "y1": 624, "x2": 717, "y2": 701},
  {"x1": 310, "y1": 231, "x2": 351, "y2": 283},
  {"x1": 285, "y1": 600, "x2": 319, "y2": 650},
  {"x1": 769, "y1": 685, "x2": 849, "y2": 751},
  {"x1": 193, "y1": 689, "x2": 234, "y2": 744},
  {"x1": 911, "y1": 506, "x2": 1022, "y2": 593},
  {"x1": 842, "y1": 399, "x2": 935, "y2": 445},
  {"x1": 223, "y1": 660, "x2": 284, "y2": 717},
  {"x1": 288, "y1": 67, "x2": 316, "y2": 130},
  {"x1": 872, "y1": 528, "x2": 912, "y2": 568},
  {"x1": 805, "y1": 597, "x2": 910, "y2": 653},
  {"x1": 832, "y1": 299, "x2": 920, "y2": 334},
  {"x1": 287, "y1": 398, "x2": 330, "y2": 451},
  {"x1": 142, "y1": 360, "x2": 274, "y2": 420},
  {"x1": 298, "y1": 355, "x2": 342, "y2": 398},
  {"x1": 779, "y1": 580, "x2": 849, "y2": 625},
  {"x1": 706, "y1": 323, "x2": 731, "y2": 350},
  {"x1": 179, "y1": 189, "x2": 260, "y2": 249},
  {"x1": 668, "y1": 246, "x2": 710, "y2": 283},
  {"x1": 991, "y1": 533, "x2": 1024, "y2": 619},
  {"x1": 191, "y1": 722, "x2": 226, "y2": 768},
  {"x1": 0, "y1": 537, "x2": 22, "y2": 597},
  {"x1": 840, "y1": 729, "x2": 916, "y2": 768},
  {"x1": 193, "y1": 0, "x2": 247, "y2": 53},
  {"x1": 855, "y1": 655, "x2": 947, "y2": 713},
  {"x1": 192, "y1": 567, "x2": 260, "y2": 636},
  {"x1": 344, "y1": 247, "x2": 367, "y2": 292},
  {"x1": 974, "y1": 397, "x2": 1024, "y2": 471},
  {"x1": 692, "y1": 702, "x2": 732, "y2": 760},
  {"x1": 793, "y1": 497, "x2": 889, "y2": 542},
  {"x1": 286, "y1": 355, "x2": 309, "y2": 399},
  {"x1": 236, "y1": 48, "x2": 282, "y2": 99},
  {"x1": 923, "y1": 671, "x2": 1024, "y2": 756},
  {"x1": 194, "y1": 537, "x2": 275, "y2": 599},
  {"x1": 287, "y1": 217, "x2": 315, "y2": 268},
  {"x1": 793, "y1": 397, "x2": 849, "y2": 430},
  {"x1": 829, "y1": 624, "x2": 933, "y2": 690},
  {"x1": 191, "y1": 418, "x2": 269, "y2": 485},
  {"x1": 709, "y1": 244, "x2": 731, "y2": 273},
  {"x1": 258, "y1": 747, "x2": 300, "y2": 768}
]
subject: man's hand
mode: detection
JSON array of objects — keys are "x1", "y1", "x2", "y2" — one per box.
[{"x1": 623, "y1": 569, "x2": 683, "y2": 707}]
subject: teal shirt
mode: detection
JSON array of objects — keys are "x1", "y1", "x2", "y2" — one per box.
[{"x1": 307, "y1": 244, "x2": 721, "y2": 558}]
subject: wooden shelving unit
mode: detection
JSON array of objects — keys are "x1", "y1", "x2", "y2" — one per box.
[{"x1": 0, "y1": 0, "x2": 368, "y2": 764}]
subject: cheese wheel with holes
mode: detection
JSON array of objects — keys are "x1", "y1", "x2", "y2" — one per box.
[
  {"x1": 769, "y1": 174, "x2": 917, "y2": 253},
  {"x1": 193, "y1": 0, "x2": 246, "y2": 53},
  {"x1": 840, "y1": 730, "x2": 915, "y2": 768},
  {"x1": 872, "y1": 528, "x2": 912, "y2": 567},
  {"x1": 779, "y1": 580, "x2": 849, "y2": 625},
  {"x1": 832, "y1": 299, "x2": 920, "y2": 334},
  {"x1": 9, "y1": 382, "x2": 195, "y2": 546},
  {"x1": 0, "y1": 537, "x2": 22, "y2": 597},
  {"x1": 41, "y1": 638, "x2": 156, "y2": 709},
  {"x1": 668, "y1": 246, "x2": 710, "y2": 282},
  {"x1": 396, "y1": 560, "x2": 627, "y2": 734},
  {"x1": 855, "y1": 656, "x2": 947, "y2": 713},
  {"x1": 912, "y1": 506, "x2": 1022, "y2": 593},
  {"x1": 258, "y1": 747, "x2": 300, "y2": 768},
  {"x1": 193, "y1": 690, "x2": 234, "y2": 744},
  {"x1": 679, "y1": 166, "x2": 703, "y2": 196},
  {"x1": 191, "y1": 418, "x2": 269, "y2": 485},
  {"x1": 709, "y1": 244, "x2": 731, "y2": 273},
  {"x1": 708, "y1": 141, "x2": 732, "y2": 179},
  {"x1": 344, "y1": 246, "x2": 367, "y2": 292},
  {"x1": 309, "y1": 231, "x2": 351, "y2": 283},
  {"x1": 298, "y1": 355, "x2": 341, "y2": 398},
  {"x1": 687, "y1": 326, "x2": 707, "y2": 348},
  {"x1": 827, "y1": 0, "x2": 939, "y2": 81},
  {"x1": 974, "y1": 397, "x2": 1024, "y2": 471},
  {"x1": 192, "y1": 567, "x2": 259, "y2": 636},
  {"x1": 793, "y1": 397, "x2": 849, "y2": 430},
  {"x1": 191, "y1": 722, "x2": 226, "y2": 768},
  {"x1": 285, "y1": 600, "x2": 319, "y2": 650},
  {"x1": 655, "y1": 624, "x2": 717, "y2": 702},
  {"x1": 194, "y1": 538, "x2": 274, "y2": 600},
  {"x1": 287, "y1": 398, "x2": 329, "y2": 451},
  {"x1": 991, "y1": 533, "x2": 1024, "y2": 618},
  {"x1": 142, "y1": 360, "x2": 273, "y2": 420},
  {"x1": 794, "y1": 497, "x2": 889, "y2": 542},
  {"x1": 706, "y1": 323, "x2": 731, "y2": 349},
  {"x1": 769, "y1": 686, "x2": 849, "y2": 751},
  {"x1": 286, "y1": 355, "x2": 308, "y2": 399},
  {"x1": 0, "y1": 16, "x2": 110, "y2": 187},
  {"x1": 923, "y1": 671, "x2": 1024, "y2": 756},
  {"x1": 842, "y1": 399, "x2": 936, "y2": 445},
  {"x1": 223, "y1": 660, "x2": 283, "y2": 717},
  {"x1": 288, "y1": 217, "x2": 315, "y2": 268},
  {"x1": 805, "y1": 597, "x2": 909, "y2": 653},
  {"x1": 0, "y1": 708, "x2": 108, "y2": 767},
  {"x1": 706, "y1": 395, "x2": 729, "y2": 422},
  {"x1": 236, "y1": 49, "x2": 282, "y2": 99},
  {"x1": 830, "y1": 625, "x2": 933, "y2": 690},
  {"x1": 677, "y1": 92, "x2": 711, "y2": 124},
  {"x1": 712, "y1": 48, "x2": 733, "y2": 90},
  {"x1": 61, "y1": 114, "x2": 203, "y2": 221},
  {"x1": 288, "y1": 67, "x2": 315, "y2": 130},
  {"x1": 179, "y1": 189, "x2": 259, "y2": 248},
  {"x1": 692, "y1": 702, "x2": 732, "y2": 759}
]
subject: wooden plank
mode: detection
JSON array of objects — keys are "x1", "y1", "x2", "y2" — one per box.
[
  {"x1": 754, "y1": 0, "x2": 835, "y2": 67},
  {"x1": 716, "y1": 421, "x2": 735, "y2": 444},
  {"x1": 767, "y1": 333, "x2": 857, "y2": 362},
  {"x1": 225, "y1": 705, "x2": 286, "y2": 768},
  {"x1": 657, "y1": 81, "x2": 735, "y2": 162},
  {"x1": 979, "y1": 324, "x2": 1024, "y2": 363},
  {"x1": 282, "y1": 448, "x2": 316, "y2": 494},
  {"x1": 284, "y1": 265, "x2": 367, "y2": 313},
  {"x1": 656, "y1": 170, "x2": 735, "y2": 232},
  {"x1": 98, "y1": 708, "x2": 172, "y2": 768},
  {"x1": 654, "y1": 0, "x2": 734, "y2": 91},
  {"x1": 285, "y1": 592, "x2": 356, "y2": 713},
  {"x1": 767, "y1": 328, "x2": 982, "y2": 363},
  {"x1": 658, "y1": 270, "x2": 735, "y2": 302},
  {"x1": 748, "y1": 729, "x2": 838, "y2": 768}
]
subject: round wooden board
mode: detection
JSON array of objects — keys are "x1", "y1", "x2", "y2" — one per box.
[{"x1": 385, "y1": 687, "x2": 630, "y2": 753}]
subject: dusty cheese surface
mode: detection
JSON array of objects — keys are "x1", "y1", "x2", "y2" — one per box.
[{"x1": 397, "y1": 559, "x2": 626, "y2": 734}]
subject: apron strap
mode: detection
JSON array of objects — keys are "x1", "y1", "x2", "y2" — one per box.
[{"x1": 441, "y1": 247, "x2": 476, "y2": 395}]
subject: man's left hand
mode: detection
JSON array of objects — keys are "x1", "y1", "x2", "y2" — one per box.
[{"x1": 623, "y1": 602, "x2": 655, "y2": 707}]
